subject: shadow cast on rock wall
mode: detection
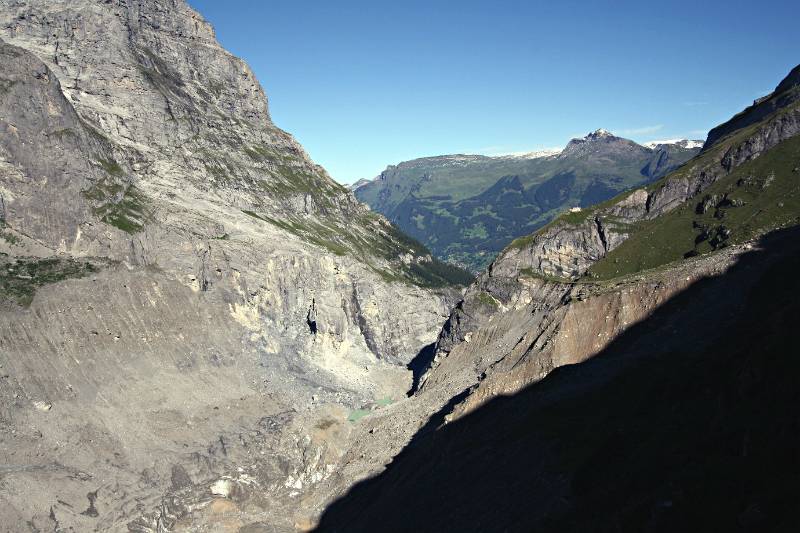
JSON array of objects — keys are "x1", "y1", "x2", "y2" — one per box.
[{"x1": 315, "y1": 226, "x2": 800, "y2": 533}]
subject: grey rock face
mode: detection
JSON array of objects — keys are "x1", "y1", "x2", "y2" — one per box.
[
  {"x1": 0, "y1": 1, "x2": 455, "y2": 530},
  {"x1": 0, "y1": 0, "x2": 452, "y2": 361},
  {"x1": 0, "y1": 39, "x2": 106, "y2": 250}
]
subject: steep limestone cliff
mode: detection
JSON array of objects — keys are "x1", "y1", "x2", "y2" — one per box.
[{"x1": 0, "y1": 1, "x2": 462, "y2": 530}]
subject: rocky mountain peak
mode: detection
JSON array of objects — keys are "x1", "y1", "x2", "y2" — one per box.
[
  {"x1": 589, "y1": 128, "x2": 614, "y2": 138},
  {"x1": 570, "y1": 128, "x2": 622, "y2": 145},
  {"x1": 561, "y1": 128, "x2": 647, "y2": 158},
  {"x1": 773, "y1": 63, "x2": 800, "y2": 97}
]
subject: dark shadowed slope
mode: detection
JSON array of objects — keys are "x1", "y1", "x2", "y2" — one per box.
[{"x1": 316, "y1": 225, "x2": 800, "y2": 533}]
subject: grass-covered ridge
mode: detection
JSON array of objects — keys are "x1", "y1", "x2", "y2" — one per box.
[
  {"x1": 497, "y1": 91, "x2": 800, "y2": 278},
  {"x1": 588, "y1": 135, "x2": 800, "y2": 279},
  {"x1": 527, "y1": 99, "x2": 800, "y2": 237},
  {"x1": 195, "y1": 127, "x2": 471, "y2": 287}
]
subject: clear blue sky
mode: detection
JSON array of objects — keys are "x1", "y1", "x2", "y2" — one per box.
[{"x1": 188, "y1": 0, "x2": 799, "y2": 184}]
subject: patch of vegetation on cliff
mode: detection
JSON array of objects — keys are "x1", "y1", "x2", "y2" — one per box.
[
  {"x1": 84, "y1": 180, "x2": 149, "y2": 234},
  {"x1": 244, "y1": 210, "x2": 349, "y2": 256},
  {"x1": 243, "y1": 144, "x2": 276, "y2": 163},
  {"x1": 47, "y1": 128, "x2": 77, "y2": 140},
  {"x1": 407, "y1": 260, "x2": 473, "y2": 288},
  {"x1": 97, "y1": 158, "x2": 124, "y2": 177},
  {"x1": 475, "y1": 291, "x2": 499, "y2": 308},
  {"x1": 136, "y1": 46, "x2": 188, "y2": 101},
  {"x1": 372, "y1": 219, "x2": 474, "y2": 287},
  {"x1": 99, "y1": 191, "x2": 148, "y2": 233},
  {"x1": 507, "y1": 233, "x2": 536, "y2": 251},
  {"x1": 0, "y1": 257, "x2": 98, "y2": 307},
  {"x1": 0, "y1": 230, "x2": 21, "y2": 246},
  {"x1": 216, "y1": 143, "x2": 472, "y2": 285},
  {"x1": 82, "y1": 177, "x2": 122, "y2": 202},
  {"x1": 588, "y1": 135, "x2": 800, "y2": 280},
  {"x1": 0, "y1": 219, "x2": 21, "y2": 247},
  {"x1": 242, "y1": 209, "x2": 267, "y2": 222},
  {"x1": 201, "y1": 150, "x2": 239, "y2": 185},
  {"x1": 244, "y1": 207, "x2": 473, "y2": 287}
]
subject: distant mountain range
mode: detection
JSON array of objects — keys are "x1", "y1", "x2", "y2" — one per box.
[{"x1": 354, "y1": 132, "x2": 703, "y2": 271}]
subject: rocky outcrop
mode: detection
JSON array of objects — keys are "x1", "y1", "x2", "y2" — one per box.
[
  {"x1": 0, "y1": 0, "x2": 453, "y2": 363},
  {"x1": 488, "y1": 218, "x2": 607, "y2": 279},
  {"x1": 0, "y1": 39, "x2": 110, "y2": 250}
]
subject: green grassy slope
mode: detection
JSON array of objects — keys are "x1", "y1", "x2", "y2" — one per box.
[
  {"x1": 490, "y1": 63, "x2": 800, "y2": 287},
  {"x1": 588, "y1": 135, "x2": 800, "y2": 279}
]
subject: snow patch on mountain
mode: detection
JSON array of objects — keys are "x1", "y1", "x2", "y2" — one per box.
[
  {"x1": 643, "y1": 139, "x2": 705, "y2": 149},
  {"x1": 493, "y1": 148, "x2": 563, "y2": 159}
]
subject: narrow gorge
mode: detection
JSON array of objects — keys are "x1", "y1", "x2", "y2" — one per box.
[{"x1": 0, "y1": 2, "x2": 797, "y2": 532}]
